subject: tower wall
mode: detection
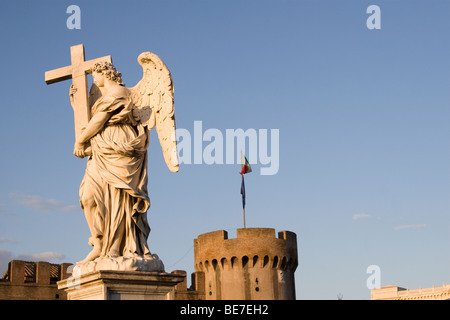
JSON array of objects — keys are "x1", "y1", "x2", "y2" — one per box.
[{"x1": 194, "y1": 228, "x2": 298, "y2": 300}]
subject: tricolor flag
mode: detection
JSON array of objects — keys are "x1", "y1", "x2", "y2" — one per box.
[
  {"x1": 240, "y1": 154, "x2": 252, "y2": 175},
  {"x1": 240, "y1": 153, "x2": 252, "y2": 210}
]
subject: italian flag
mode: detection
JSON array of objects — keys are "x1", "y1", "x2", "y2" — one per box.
[
  {"x1": 240, "y1": 153, "x2": 251, "y2": 213},
  {"x1": 240, "y1": 154, "x2": 252, "y2": 175}
]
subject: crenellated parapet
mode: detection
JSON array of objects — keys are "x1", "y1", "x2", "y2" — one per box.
[
  {"x1": 0, "y1": 260, "x2": 73, "y2": 300},
  {"x1": 195, "y1": 228, "x2": 298, "y2": 273},
  {"x1": 193, "y1": 228, "x2": 298, "y2": 300}
]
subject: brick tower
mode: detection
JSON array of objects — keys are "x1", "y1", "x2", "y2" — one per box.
[{"x1": 193, "y1": 228, "x2": 298, "y2": 300}]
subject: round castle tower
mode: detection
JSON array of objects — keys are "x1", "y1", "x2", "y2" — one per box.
[{"x1": 194, "y1": 228, "x2": 298, "y2": 300}]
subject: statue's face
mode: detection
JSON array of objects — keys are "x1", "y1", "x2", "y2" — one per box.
[{"x1": 92, "y1": 72, "x2": 105, "y2": 87}]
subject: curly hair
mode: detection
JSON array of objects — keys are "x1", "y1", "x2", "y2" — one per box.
[{"x1": 90, "y1": 61, "x2": 124, "y2": 85}]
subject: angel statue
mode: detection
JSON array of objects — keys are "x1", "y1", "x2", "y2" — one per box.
[{"x1": 69, "y1": 52, "x2": 178, "y2": 273}]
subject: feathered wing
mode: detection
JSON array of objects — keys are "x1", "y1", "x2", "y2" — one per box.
[
  {"x1": 128, "y1": 52, "x2": 179, "y2": 173},
  {"x1": 89, "y1": 83, "x2": 103, "y2": 108}
]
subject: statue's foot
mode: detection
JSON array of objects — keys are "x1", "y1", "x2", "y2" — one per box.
[
  {"x1": 76, "y1": 247, "x2": 101, "y2": 265},
  {"x1": 124, "y1": 251, "x2": 140, "y2": 258},
  {"x1": 107, "y1": 249, "x2": 120, "y2": 258}
]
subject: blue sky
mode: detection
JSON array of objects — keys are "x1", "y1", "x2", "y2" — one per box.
[{"x1": 0, "y1": 0, "x2": 449, "y2": 300}]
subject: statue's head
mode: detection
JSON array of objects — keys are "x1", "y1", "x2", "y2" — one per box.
[{"x1": 90, "y1": 61, "x2": 124, "y2": 86}]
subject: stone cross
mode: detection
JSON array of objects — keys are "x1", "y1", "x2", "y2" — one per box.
[{"x1": 45, "y1": 44, "x2": 111, "y2": 141}]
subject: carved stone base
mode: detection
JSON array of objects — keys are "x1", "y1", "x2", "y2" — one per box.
[
  {"x1": 72, "y1": 254, "x2": 164, "y2": 276},
  {"x1": 57, "y1": 270, "x2": 185, "y2": 300}
]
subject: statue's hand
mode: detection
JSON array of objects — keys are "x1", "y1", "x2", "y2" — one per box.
[
  {"x1": 73, "y1": 141, "x2": 86, "y2": 158},
  {"x1": 84, "y1": 145, "x2": 92, "y2": 157}
]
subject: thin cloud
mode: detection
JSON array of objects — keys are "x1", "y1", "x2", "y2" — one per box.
[
  {"x1": 0, "y1": 250, "x2": 66, "y2": 275},
  {"x1": 353, "y1": 213, "x2": 371, "y2": 220},
  {"x1": 16, "y1": 251, "x2": 66, "y2": 262},
  {"x1": 9, "y1": 193, "x2": 80, "y2": 213},
  {"x1": 393, "y1": 224, "x2": 426, "y2": 231},
  {"x1": 60, "y1": 204, "x2": 80, "y2": 212},
  {"x1": 0, "y1": 237, "x2": 18, "y2": 244}
]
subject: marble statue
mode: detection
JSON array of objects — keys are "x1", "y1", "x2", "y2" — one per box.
[{"x1": 45, "y1": 45, "x2": 178, "y2": 274}]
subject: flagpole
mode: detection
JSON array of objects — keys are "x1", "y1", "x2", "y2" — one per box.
[
  {"x1": 242, "y1": 174, "x2": 246, "y2": 228},
  {"x1": 240, "y1": 149, "x2": 246, "y2": 228}
]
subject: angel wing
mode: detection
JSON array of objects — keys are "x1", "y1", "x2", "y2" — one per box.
[{"x1": 128, "y1": 52, "x2": 179, "y2": 173}]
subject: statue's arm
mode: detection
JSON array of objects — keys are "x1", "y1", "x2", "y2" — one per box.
[{"x1": 73, "y1": 111, "x2": 111, "y2": 158}]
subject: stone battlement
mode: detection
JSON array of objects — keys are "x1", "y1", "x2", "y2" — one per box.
[
  {"x1": 194, "y1": 228, "x2": 298, "y2": 273},
  {"x1": 0, "y1": 260, "x2": 73, "y2": 300},
  {"x1": 193, "y1": 228, "x2": 298, "y2": 300},
  {"x1": 371, "y1": 284, "x2": 450, "y2": 300}
]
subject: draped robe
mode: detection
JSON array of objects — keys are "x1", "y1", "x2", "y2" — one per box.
[{"x1": 79, "y1": 85, "x2": 151, "y2": 257}]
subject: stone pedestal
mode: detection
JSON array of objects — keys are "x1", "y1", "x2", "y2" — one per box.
[{"x1": 57, "y1": 270, "x2": 185, "y2": 300}]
